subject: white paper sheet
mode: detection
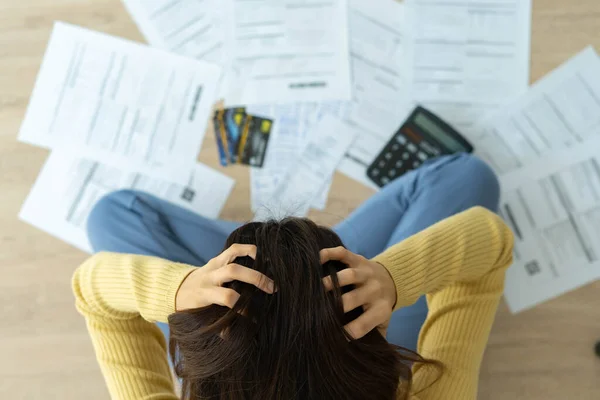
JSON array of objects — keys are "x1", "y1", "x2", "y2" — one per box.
[
  {"x1": 467, "y1": 47, "x2": 600, "y2": 175},
  {"x1": 404, "y1": 0, "x2": 532, "y2": 129},
  {"x1": 121, "y1": 0, "x2": 233, "y2": 97},
  {"x1": 249, "y1": 104, "x2": 316, "y2": 211},
  {"x1": 254, "y1": 115, "x2": 358, "y2": 219},
  {"x1": 248, "y1": 102, "x2": 349, "y2": 212},
  {"x1": 19, "y1": 150, "x2": 235, "y2": 253},
  {"x1": 18, "y1": 22, "x2": 221, "y2": 184},
  {"x1": 499, "y1": 136, "x2": 600, "y2": 313},
  {"x1": 225, "y1": 0, "x2": 352, "y2": 105},
  {"x1": 337, "y1": 0, "x2": 410, "y2": 188}
]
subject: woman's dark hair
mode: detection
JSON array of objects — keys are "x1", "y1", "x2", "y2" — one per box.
[{"x1": 168, "y1": 218, "x2": 440, "y2": 400}]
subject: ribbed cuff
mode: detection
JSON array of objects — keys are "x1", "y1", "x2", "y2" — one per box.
[
  {"x1": 373, "y1": 251, "x2": 413, "y2": 311},
  {"x1": 163, "y1": 264, "x2": 197, "y2": 318}
]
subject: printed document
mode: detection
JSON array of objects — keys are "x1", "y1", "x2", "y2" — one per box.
[
  {"x1": 468, "y1": 47, "x2": 600, "y2": 175},
  {"x1": 19, "y1": 22, "x2": 221, "y2": 184},
  {"x1": 121, "y1": 0, "x2": 233, "y2": 96},
  {"x1": 254, "y1": 115, "x2": 357, "y2": 219},
  {"x1": 463, "y1": 47, "x2": 600, "y2": 312},
  {"x1": 404, "y1": 0, "x2": 532, "y2": 128},
  {"x1": 121, "y1": 0, "x2": 229, "y2": 63},
  {"x1": 500, "y1": 136, "x2": 600, "y2": 313},
  {"x1": 338, "y1": 0, "x2": 409, "y2": 189},
  {"x1": 226, "y1": 0, "x2": 352, "y2": 105},
  {"x1": 20, "y1": 150, "x2": 234, "y2": 253}
]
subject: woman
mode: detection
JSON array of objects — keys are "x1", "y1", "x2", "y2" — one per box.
[{"x1": 73, "y1": 154, "x2": 514, "y2": 399}]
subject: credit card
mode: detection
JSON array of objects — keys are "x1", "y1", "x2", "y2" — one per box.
[
  {"x1": 237, "y1": 115, "x2": 272, "y2": 167},
  {"x1": 223, "y1": 107, "x2": 247, "y2": 164},
  {"x1": 213, "y1": 109, "x2": 230, "y2": 166}
]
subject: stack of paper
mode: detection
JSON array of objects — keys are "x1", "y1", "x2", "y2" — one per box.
[
  {"x1": 471, "y1": 47, "x2": 600, "y2": 312},
  {"x1": 116, "y1": 0, "x2": 535, "y2": 211},
  {"x1": 122, "y1": 0, "x2": 353, "y2": 105},
  {"x1": 19, "y1": 22, "x2": 234, "y2": 252},
  {"x1": 121, "y1": 0, "x2": 358, "y2": 212}
]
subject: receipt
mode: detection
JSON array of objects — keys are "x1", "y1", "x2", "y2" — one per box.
[
  {"x1": 254, "y1": 115, "x2": 357, "y2": 219},
  {"x1": 18, "y1": 22, "x2": 221, "y2": 184},
  {"x1": 19, "y1": 149, "x2": 234, "y2": 253},
  {"x1": 249, "y1": 102, "x2": 349, "y2": 212}
]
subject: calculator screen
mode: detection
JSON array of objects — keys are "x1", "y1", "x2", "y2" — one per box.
[{"x1": 413, "y1": 112, "x2": 468, "y2": 152}]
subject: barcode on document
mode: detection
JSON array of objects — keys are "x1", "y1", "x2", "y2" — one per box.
[{"x1": 524, "y1": 260, "x2": 541, "y2": 276}]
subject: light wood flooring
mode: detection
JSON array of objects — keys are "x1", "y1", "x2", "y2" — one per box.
[{"x1": 0, "y1": 0, "x2": 599, "y2": 398}]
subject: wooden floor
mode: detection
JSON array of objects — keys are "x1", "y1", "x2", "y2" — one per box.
[{"x1": 1, "y1": 0, "x2": 599, "y2": 398}]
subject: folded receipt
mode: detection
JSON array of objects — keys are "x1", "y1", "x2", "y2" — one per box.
[{"x1": 254, "y1": 115, "x2": 358, "y2": 220}]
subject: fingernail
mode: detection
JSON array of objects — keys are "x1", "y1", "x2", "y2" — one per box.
[{"x1": 267, "y1": 281, "x2": 275, "y2": 293}]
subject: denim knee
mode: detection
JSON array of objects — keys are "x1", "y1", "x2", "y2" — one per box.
[
  {"x1": 421, "y1": 153, "x2": 500, "y2": 212},
  {"x1": 86, "y1": 189, "x2": 139, "y2": 243},
  {"x1": 450, "y1": 153, "x2": 500, "y2": 211}
]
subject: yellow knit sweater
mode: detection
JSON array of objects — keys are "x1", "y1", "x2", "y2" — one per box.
[{"x1": 72, "y1": 206, "x2": 514, "y2": 399}]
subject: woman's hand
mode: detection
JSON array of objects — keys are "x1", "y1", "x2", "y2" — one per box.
[
  {"x1": 320, "y1": 246, "x2": 397, "y2": 339},
  {"x1": 176, "y1": 244, "x2": 275, "y2": 311}
]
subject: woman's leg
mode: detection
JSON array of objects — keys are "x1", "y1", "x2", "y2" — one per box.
[
  {"x1": 86, "y1": 189, "x2": 242, "y2": 339},
  {"x1": 334, "y1": 153, "x2": 500, "y2": 350}
]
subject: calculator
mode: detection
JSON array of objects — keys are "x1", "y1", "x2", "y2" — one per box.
[{"x1": 366, "y1": 106, "x2": 474, "y2": 187}]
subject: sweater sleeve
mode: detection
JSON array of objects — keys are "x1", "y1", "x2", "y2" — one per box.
[
  {"x1": 373, "y1": 206, "x2": 514, "y2": 400},
  {"x1": 72, "y1": 252, "x2": 196, "y2": 400}
]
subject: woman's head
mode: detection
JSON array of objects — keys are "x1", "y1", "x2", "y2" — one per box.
[{"x1": 169, "y1": 218, "x2": 434, "y2": 400}]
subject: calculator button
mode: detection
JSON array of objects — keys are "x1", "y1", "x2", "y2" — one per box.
[
  {"x1": 413, "y1": 161, "x2": 420, "y2": 168},
  {"x1": 395, "y1": 160, "x2": 403, "y2": 168},
  {"x1": 388, "y1": 169, "x2": 396, "y2": 177},
  {"x1": 402, "y1": 152, "x2": 410, "y2": 160},
  {"x1": 395, "y1": 135, "x2": 407, "y2": 145},
  {"x1": 407, "y1": 143, "x2": 418, "y2": 153},
  {"x1": 371, "y1": 169, "x2": 379, "y2": 177},
  {"x1": 417, "y1": 151, "x2": 428, "y2": 161},
  {"x1": 378, "y1": 160, "x2": 385, "y2": 168},
  {"x1": 384, "y1": 152, "x2": 392, "y2": 160},
  {"x1": 391, "y1": 143, "x2": 400, "y2": 151},
  {"x1": 381, "y1": 177, "x2": 390, "y2": 185}
]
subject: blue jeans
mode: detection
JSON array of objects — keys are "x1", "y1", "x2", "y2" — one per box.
[{"x1": 87, "y1": 153, "x2": 499, "y2": 351}]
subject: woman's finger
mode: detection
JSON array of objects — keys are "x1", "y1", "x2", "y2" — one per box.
[
  {"x1": 322, "y1": 268, "x2": 368, "y2": 291},
  {"x1": 213, "y1": 263, "x2": 275, "y2": 293},
  {"x1": 218, "y1": 244, "x2": 257, "y2": 264},
  {"x1": 344, "y1": 303, "x2": 389, "y2": 340},
  {"x1": 340, "y1": 286, "x2": 372, "y2": 313},
  {"x1": 205, "y1": 287, "x2": 241, "y2": 309},
  {"x1": 319, "y1": 246, "x2": 359, "y2": 265}
]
